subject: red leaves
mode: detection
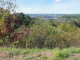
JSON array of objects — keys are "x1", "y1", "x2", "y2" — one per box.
[
  {"x1": 0, "y1": 29, "x2": 3, "y2": 38},
  {"x1": 14, "y1": 25, "x2": 17, "y2": 29},
  {"x1": 25, "y1": 29, "x2": 31, "y2": 35},
  {"x1": 21, "y1": 41, "x2": 23, "y2": 42},
  {"x1": 13, "y1": 33, "x2": 18, "y2": 40},
  {"x1": 0, "y1": 33, "x2": 2, "y2": 37},
  {"x1": 0, "y1": 14, "x2": 32, "y2": 46},
  {"x1": 6, "y1": 43, "x2": 9, "y2": 45},
  {"x1": 25, "y1": 32, "x2": 27, "y2": 35},
  {"x1": 14, "y1": 19, "x2": 19, "y2": 24},
  {"x1": 23, "y1": 28, "x2": 27, "y2": 31},
  {"x1": 7, "y1": 18, "x2": 11, "y2": 24},
  {"x1": 28, "y1": 29, "x2": 31, "y2": 31},
  {"x1": 0, "y1": 15, "x2": 19, "y2": 45},
  {"x1": 6, "y1": 24, "x2": 11, "y2": 29}
]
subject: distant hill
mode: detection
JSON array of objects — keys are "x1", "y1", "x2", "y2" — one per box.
[
  {"x1": 60, "y1": 15, "x2": 80, "y2": 20},
  {"x1": 53, "y1": 15, "x2": 80, "y2": 23}
]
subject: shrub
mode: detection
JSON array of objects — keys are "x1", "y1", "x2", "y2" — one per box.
[
  {"x1": 26, "y1": 21, "x2": 58, "y2": 49},
  {"x1": 53, "y1": 49, "x2": 69, "y2": 59},
  {"x1": 59, "y1": 23, "x2": 77, "y2": 32}
]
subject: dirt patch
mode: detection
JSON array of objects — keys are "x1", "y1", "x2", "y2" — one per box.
[
  {"x1": 26, "y1": 51, "x2": 54, "y2": 60},
  {"x1": 40, "y1": 51, "x2": 53, "y2": 58},
  {"x1": 0, "y1": 51, "x2": 22, "y2": 60},
  {"x1": 1, "y1": 50, "x2": 80, "y2": 60},
  {"x1": 67, "y1": 53, "x2": 80, "y2": 60},
  {"x1": 27, "y1": 51, "x2": 53, "y2": 58},
  {"x1": 73, "y1": 53, "x2": 80, "y2": 59},
  {"x1": 0, "y1": 51, "x2": 53, "y2": 60}
]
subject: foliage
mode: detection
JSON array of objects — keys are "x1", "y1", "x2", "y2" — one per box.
[
  {"x1": 53, "y1": 49, "x2": 69, "y2": 59},
  {"x1": 19, "y1": 19, "x2": 80, "y2": 49},
  {"x1": 1, "y1": 0, "x2": 80, "y2": 49},
  {"x1": 16, "y1": 12, "x2": 32, "y2": 27},
  {"x1": 24, "y1": 15, "x2": 32, "y2": 26},
  {"x1": 40, "y1": 55, "x2": 47, "y2": 59},
  {"x1": 26, "y1": 21, "x2": 58, "y2": 48},
  {"x1": 59, "y1": 23, "x2": 77, "y2": 32},
  {"x1": 0, "y1": 0, "x2": 31, "y2": 48}
]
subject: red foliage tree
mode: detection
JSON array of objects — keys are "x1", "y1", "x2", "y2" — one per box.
[{"x1": 0, "y1": 0, "x2": 31, "y2": 47}]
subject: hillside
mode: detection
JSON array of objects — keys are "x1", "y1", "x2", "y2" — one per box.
[{"x1": 53, "y1": 15, "x2": 80, "y2": 23}]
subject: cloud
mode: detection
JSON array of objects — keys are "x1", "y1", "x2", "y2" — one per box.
[
  {"x1": 45, "y1": 9, "x2": 48, "y2": 10},
  {"x1": 24, "y1": 8, "x2": 31, "y2": 10},
  {"x1": 55, "y1": 0, "x2": 61, "y2": 2},
  {"x1": 63, "y1": 9, "x2": 65, "y2": 11},
  {"x1": 39, "y1": 9, "x2": 42, "y2": 11},
  {"x1": 34, "y1": 8, "x2": 38, "y2": 10},
  {"x1": 34, "y1": 8, "x2": 42, "y2": 11},
  {"x1": 27, "y1": 8, "x2": 31, "y2": 9}
]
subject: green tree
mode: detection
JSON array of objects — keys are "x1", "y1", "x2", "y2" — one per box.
[
  {"x1": 23, "y1": 15, "x2": 31, "y2": 26},
  {"x1": 59, "y1": 23, "x2": 65, "y2": 31},
  {"x1": 18, "y1": 12, "x2": 25, "y2": 25},
  {"x1": 59, "y1": 23, "x2": 77, "y2": 32}
]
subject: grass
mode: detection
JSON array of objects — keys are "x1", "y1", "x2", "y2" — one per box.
[
  {"x1": 40, "y1": 55, "x2": 47, "y2": 59},
  {"x1": 0, "y1": 47, "x2": 52, "y2": 55},
  {"x1": 53, "y1": 49, "x2": 69, "y2": 58},
  {"x1": 0, "y1": 47, "x2": 80, "y2": 60},
  {"x1": 70, "y1": 57, "x2": 79, "y2": 60},
  {"x1": 62, "y1": 47, "x2": 80, "y2": 53}
]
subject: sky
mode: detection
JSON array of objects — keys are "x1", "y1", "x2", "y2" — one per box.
[{"x1": 15, "y1": 0, "x2": 80, "y2": 14}]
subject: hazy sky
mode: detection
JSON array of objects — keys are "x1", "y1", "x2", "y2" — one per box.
[{"x1": 15, "y1": 0, "x2": 80, "y2": 14}]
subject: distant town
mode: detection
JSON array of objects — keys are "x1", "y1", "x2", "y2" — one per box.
[{"x1": 25, "y1": 14, "x2": 80, "y2": 20}]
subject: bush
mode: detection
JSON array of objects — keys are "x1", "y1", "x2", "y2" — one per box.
[
  {"x1": 53, "y1": 48, "x2": 69, "y2": 59},
  {"x1": 59, "y1": 23, "x2": 77, "y2": 32},
  {"x1": 25, "y1": 21, "x2": 79, "y2": 49},
  {"x1": 26, "y1": 21, "x2": 59, "y2": 49}
]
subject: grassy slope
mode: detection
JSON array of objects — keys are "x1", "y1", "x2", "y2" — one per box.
[{"x1": 0, "y1": 47, "x2": 80, "y2": 60}]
